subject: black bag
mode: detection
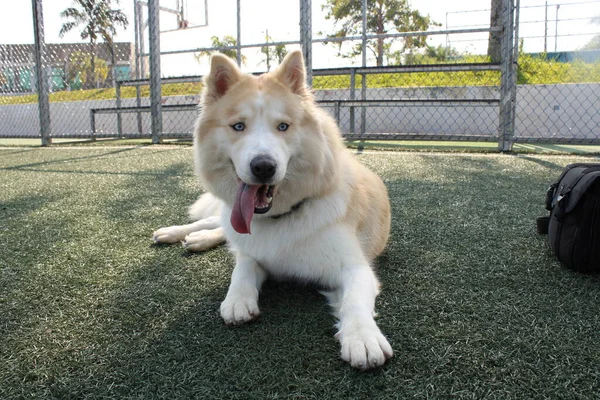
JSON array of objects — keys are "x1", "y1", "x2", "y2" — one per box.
[{"x1": 537, "y1": 163, "x2": 600, "y2": 272}]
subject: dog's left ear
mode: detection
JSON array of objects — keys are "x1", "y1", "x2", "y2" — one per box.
[
  {"x1": 203, "y1": 53, "x2": 241, "y2": 103},
  {"x1": 275, "y1": 50, "x2": 307, "y2": 95}
]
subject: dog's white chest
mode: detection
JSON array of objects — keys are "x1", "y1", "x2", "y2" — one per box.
[{"x1": 222, "y1": 213, "x2": 355, "y2": 287}]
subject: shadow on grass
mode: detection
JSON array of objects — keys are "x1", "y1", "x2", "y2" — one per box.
[
  {"x1": 514, "y1": 154, "x2": 573, "y2": 170},
  {"x1": 0, "y1": 149, "x2": 201, "y2": 398},
  {"x1": 0, "y1": 192, "x2": 82, "y2": 338},
  {"x1": 0, "y1": 147, "x2": 135, "y2": 170},
  {"x1": 0, "y1": 147, "x2": 190, "y2": 177},
  {"x1": 79, "y1": 274, "x2": 345, "y2": 398},
  {"x1": 0, "y1": 149, "x2": 37, "y2": 156},
  {"x1": 0, "y1": 192, "x2": 58, "y2": 215}
]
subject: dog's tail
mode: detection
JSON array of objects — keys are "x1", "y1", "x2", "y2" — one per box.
[{"x1": 188, "y1": 192, "x2": 222, "y2": 221}]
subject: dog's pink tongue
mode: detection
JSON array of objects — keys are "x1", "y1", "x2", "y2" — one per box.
[{"x1": 231, "y1": 182, "x2": 260, "y2": 234}]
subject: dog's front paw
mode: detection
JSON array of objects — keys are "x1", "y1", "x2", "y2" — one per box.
[
  {"x1": 220, "y1": 290, "x2": 260, "y2": 325},
  {"x1": 153, "y1": 225, "x2": 186, "y2": 244},
  {"x1": 337, "y1": 324, "x2": 393, "y2": 370}
]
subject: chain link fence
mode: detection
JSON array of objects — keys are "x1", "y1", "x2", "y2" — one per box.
[{"x1": 2, "y1": 0, "x2": 599, "y2": 150}]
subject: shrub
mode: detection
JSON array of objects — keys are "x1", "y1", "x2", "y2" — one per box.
[{"x1": 2, "y1": 56, "x2": 600, "y2": 105}]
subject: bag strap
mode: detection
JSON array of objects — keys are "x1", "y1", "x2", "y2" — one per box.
[
  {"x1": 554, "y1": 166, "x2": 600, "y2": 211},
  {"x1": 537, "y1": 216, "x2": 550, "y2": 235}
]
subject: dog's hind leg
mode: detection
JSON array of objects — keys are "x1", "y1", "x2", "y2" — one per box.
[
  {"x1": 153, "y1": 216, "x2": 221, "y2": 244},
  {"x1": 153, "y1": 193, "x2": 224, "y2": 248},
  {"x1": 183, "y1": 227, "x2": 225, "y2": 252},
  {"x1": 187, "y1": 192, "x2": 222, "y2": 221}
]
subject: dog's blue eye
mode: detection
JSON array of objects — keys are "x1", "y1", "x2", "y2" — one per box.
[
  {"x1": 278, "y1": 123, "x2": 289, "y2": 132},
  {"x1": 231, "y1": 123, "x2": 245, "y2": 132}
]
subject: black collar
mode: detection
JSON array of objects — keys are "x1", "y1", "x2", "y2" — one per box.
[{"x1": 269, "y1": 199, "x2": 307, "y2": 219}]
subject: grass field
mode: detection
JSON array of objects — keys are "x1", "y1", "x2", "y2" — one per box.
[{"x1": 1, "y1": 146, "x2": 600, "y2": 399}]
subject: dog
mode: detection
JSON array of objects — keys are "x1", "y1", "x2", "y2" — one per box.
[{"x1": 153, "y1": 50, "x2": 393, "y2": 369}]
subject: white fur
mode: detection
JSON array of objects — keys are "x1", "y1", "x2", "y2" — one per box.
[
  {"x1": 153, "y1": 193, "x2": 225, "y2": 250},
  {"x1": 153, "y1": 50, "x2": 393, "y2": 370}
]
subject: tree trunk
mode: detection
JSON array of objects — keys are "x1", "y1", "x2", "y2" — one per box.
[
  {"x1": 376, "y1": 38, "x2": 384, "y2": 66},
  {"x1": 488, "y1": 0, "x2": 504, "y2": 63},
  {"x1": 92, "y1": 40, "x2": 97, "y2": 88},
  {"x1": 376, "y1": 9, "x2": 385, "y2": 66}
]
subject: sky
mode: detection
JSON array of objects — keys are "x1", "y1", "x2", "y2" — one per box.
[{"x1": 1, "y1": 0, "x2": 599, "y2": 76}]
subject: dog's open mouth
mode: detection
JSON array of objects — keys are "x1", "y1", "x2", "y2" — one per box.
[{"x1": 230, "y1": 182, "x2": 275, "y2": 234}]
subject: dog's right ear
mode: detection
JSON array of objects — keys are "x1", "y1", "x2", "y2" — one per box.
[{"x1": 203, "y1": 54, "x2": 241, "y2": 102}]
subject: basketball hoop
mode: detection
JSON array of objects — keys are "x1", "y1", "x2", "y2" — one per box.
[{"x1": 135, "y1": 0, "x2": 208, "y2": 34}]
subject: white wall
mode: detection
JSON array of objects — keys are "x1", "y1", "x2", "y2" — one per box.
[{"x1": 1, "y1": 83, "x2": 599, "y2": 141}]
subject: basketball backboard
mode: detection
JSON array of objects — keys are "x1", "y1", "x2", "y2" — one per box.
[{"x1": 156, "y1": 0, "x2": 208, "y2": 32}]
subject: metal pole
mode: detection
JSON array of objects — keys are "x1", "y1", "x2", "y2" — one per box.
[
  {"x1": 350, "y1": 68, "x2": 356, "y2": 134},
  {"x1": 359, "y1": 0, "x2": 367, "y2": 150},
  {"x1": 445, "y1": 12, "x2": 450, "y2": 52},
  {"x1": 510, "y1": 0, "x2": 520, "y2": 144},
  {"x1": 544, "y1": 1, "x2": 548, "y2": 52},
  {"x1": 138, "y1": 2, "x2": 147, "y2": 79},
  {"x1": 236, "y1": 0, "x2": 242, "y2": 66},
  {"x1": 31, "y1": 0, "x2": 51, "y2": 146},
  {"x1": 361, "y1": 0, "x2": 367, "y2": 68},
  {"x1": 204, "y1": 0, "x2": 209, "y2": 26},
  {"x1": 133, "y1": 0, "x2": 143, "y2": 135},
  {"x1": 112, "y1": 34, "x2": 123, "y2": 137},
  {"x1": 554, "y1": 5, "x2": 560, "y2": 52},
  {"x1": 90, "y1": 109, "x2": 96, "y2": 139},
  {"x1": 299, "y1": 0, "x2": 313, "y2": 86},
  {"x1": 148, "y1": 0, "x2": 163, "y2": 143},
  {"x1": 265, "y1": 29, "x2": 271, "y2": 71},
  {"x1": 498, "y1": 0, "x2": 516, "y2": 152},
  {"x1": 116, "y1": 80, "x2": 123, "y2": 136}
]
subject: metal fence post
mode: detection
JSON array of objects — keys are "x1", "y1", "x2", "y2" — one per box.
[
  {"x1": 90, "y1": 109, "x2": 96, "y2": 140},
  {"x1": 133, "y1": 0, "x2": 144, "y2": 135},
  {"x1": 299, "y1": 0, "x2": 313, "y2": 87},
  {"x1": 31, "y1": 0, "x2": 51, "y2": 146},
  {"x1": 148, "y1": 0, "x2": 163, "y2": 144},
  {"x1": 116, "y1": 80, "x2": 123, "y2": 137},
  {"x1": 359, "y1": 0, "x2": 368, "y2": 151},
  {"x1": 498, "y1": 0, "x2": 517, "y2": 152},
  {"x1": 236, "y1": 0, "x2": 242, "y2": 67},
  {"x1": 350, "y1": 68, "x2": 356, "y2": 134}
]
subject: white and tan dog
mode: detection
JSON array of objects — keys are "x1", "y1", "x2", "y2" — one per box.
[{"x1": 153, "y1": 50, "x2": 393, "y2": 369}]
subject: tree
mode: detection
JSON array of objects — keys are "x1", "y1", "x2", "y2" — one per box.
[
  {"x1": 402, "y1": 44, "x2": 460, "y2": 65},
  {"x1": 487, "y1": 0, "x2": 503, "y2": 63},
  {"x1": 581, "y1": 15, "x2": 600, "y2": 50},
  {"x1": 59, "y1": 0, "x2": 128, "y2": 89},
  {"x1": 195, "y1": 36, "x2": 247, "y2": 65},
  {"x1": 259, "y1": 31, "x2": 288, "y2": 71},
  {"x1": 0, "y1": 70, "x2": 7, "y2": 91},
  {"x1": 65, "y1": 51, "x2": 109, "y2": 89},
  {"x1": 322, "y1": 0, "x2": 439, "y2": 66}
]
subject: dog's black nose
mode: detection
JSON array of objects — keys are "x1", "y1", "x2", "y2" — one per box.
[{"x1": 250, "y1": 156, "x2": 277, "y2": 182}]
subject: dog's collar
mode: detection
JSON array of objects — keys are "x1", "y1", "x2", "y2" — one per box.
[{"x1": 269, "y1": 199, "x2": 307, "y2": 220}]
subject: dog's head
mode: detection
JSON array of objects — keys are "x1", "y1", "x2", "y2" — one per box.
[{"x1": 194, "y1": 50, "x2": 338, "y2": 234}]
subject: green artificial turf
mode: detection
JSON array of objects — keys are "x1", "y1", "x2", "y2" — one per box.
[{"x1": 1, "y1": 147, "x2": 599, "y2": 399}]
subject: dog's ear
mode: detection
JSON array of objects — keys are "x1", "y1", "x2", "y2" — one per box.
[
  {"x1": 274, "y1": 50, "x2": 307, "y2": 95},
  {"x1": 203, "y1": 53, "x2": 241, "y2": 102}
]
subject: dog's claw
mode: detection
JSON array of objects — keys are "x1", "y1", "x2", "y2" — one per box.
[
  {"x1": 338, "y1": 325, "x2": 393, "y2": 370},
  {"x1": 220, "y1": 292, "x2": 260, "y2": 325},
  {"x1": 153, "y1": 226, "x2": 187, "y2": 244}
]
